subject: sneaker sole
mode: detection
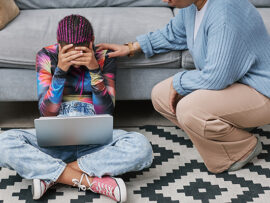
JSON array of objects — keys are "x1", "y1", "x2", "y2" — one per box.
[
  {"x1": 113, "y1": 178, "x2": 127, "y2": 202},
  {"x1": 32, "y1": 179, "x2": 41, "y2": 200},
  {"x1": 228, "y1": 135, "x2": 262, "y2": 172}
]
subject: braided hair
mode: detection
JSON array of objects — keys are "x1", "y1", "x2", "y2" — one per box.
[{"x1": 57, "y1": 14, "x2": 94, "y2": 47}]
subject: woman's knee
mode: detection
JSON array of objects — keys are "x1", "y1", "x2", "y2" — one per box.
[
  {"x1": 151, "y1": 83, "x2": 162, "y2": 112},
  {"x1": 151, "y1": 77, "x2": 172, "y2": 114},
  {"x1": 176, "y1": 94, "x2": 231, "y2": 139},
  {"x1": 176, "y1": 93, "x2": 206, "y2": 136}
]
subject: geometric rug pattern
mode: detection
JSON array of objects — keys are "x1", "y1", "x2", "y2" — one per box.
[{"x1": 1, "y1": 125, "x2": 270, "y2": 202}]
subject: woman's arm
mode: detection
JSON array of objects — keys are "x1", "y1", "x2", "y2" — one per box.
[
  {"x1": 96, "y1": 9, "x2": 187, "y2": 58},
  {"x1": 36, "y1": 49, "x2": 67, "y2": 116},
  {"x1": 136, "y1": 9, "x2": 187, "y2": 58},
  {"x1": 172, "y1": 24, "x2": 256, "y2": 96}
]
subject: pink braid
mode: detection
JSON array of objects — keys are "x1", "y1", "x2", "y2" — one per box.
[
  {"x1": 65, "y1": 18, "x2": 68, "y2": 43},
  {"x1": 78, "y1": 17, "x2": 82, "y2": 43}
]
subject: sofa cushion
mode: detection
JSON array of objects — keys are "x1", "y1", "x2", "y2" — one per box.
[
  {"x1": 257, "y1": 8, "x2": 270, "y2": 33},
  {"x1": 0, "y1": 68, "x2": 181, "y2": 101},
  {"x1": 250, "y1": 0, "x2": 270, "y2": 7},
  {"x1": 0, "y1": 7, "x2": 181, "y2": 70},
  {"x1": 14, "y1": 0, "x2": 168, "y2": 9},
  {"x1": 0, "y1": 0, "x2": 20, "y2": 30},
  {"x1": 181, "y1": 50, "x2": 195, "y2": 70}
]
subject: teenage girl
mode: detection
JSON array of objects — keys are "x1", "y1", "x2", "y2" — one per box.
[{"x1": 0, "y1": 15, "x2": 153, "y2": 202}]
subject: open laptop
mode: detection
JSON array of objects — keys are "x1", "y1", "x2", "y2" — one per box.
[{"x1": 34, "y1": 114, "x2": 113, "y2": 147}]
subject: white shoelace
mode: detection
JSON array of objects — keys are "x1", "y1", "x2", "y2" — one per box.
[
  {"x1": 72, "y1": 173, "x2": 114, "y2": 198},
  {"x1": 72, "y1": 173, "x2": 88, "y2": 191}
]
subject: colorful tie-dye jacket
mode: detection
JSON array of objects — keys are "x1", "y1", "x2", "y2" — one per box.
[{"x1": 36, "y1": 44, "x2": 116, "y2": 116}]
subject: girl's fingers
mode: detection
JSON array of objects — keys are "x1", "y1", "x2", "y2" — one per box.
[
  {"x1": 75, "y1": 46, "x2": 91, "y2": 53},
  {"x1": 66, "y1": 52, "x2": 83, "y2": 61},
  {"x1": 72, "y1": 57, "x2": 88, "y2": 62},
  {"x1": 63, "y1": 51, "x2": 82, "y2": 58},
  {"x1": 61, "y1": 44, "x2": 73, "y2": 53},
  {"x1": 89, "y1": 42, "x2": 94, "y2": 51},
  {"x1": 71, "y1": 60, "x2": 87, "y2": 65},
  {"x1": 70, "y1": 52, "x2": 92, "y2": 59}
]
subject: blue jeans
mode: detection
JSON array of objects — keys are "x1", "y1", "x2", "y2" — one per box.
[{"x1": 0, "y1": 101, "x2": 153, "y2": 181}]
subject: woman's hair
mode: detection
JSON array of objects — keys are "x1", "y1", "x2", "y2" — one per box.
[{"x1": 57, "y1": 14, "x2": 94, "y2": 47}]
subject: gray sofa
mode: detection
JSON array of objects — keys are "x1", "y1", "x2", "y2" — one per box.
[{"x1": 0, "y1": 0, "x2": 269, "y2": 101}]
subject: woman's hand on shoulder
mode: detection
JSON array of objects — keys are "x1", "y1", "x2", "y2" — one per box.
[{"x1": 95, "y1": 43, "x2": 130, "y2": 58}]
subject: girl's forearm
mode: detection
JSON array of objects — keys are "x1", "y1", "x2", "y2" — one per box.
[
  {"x1": 89, "y1": 70, "x2": 114, "y2": 115},
  {"x1": 38, "y1": 67, "x2": 66, "y2": 116}
]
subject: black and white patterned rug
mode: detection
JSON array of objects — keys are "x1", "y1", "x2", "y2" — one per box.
[{"x1": 1, "y1": 125, "x2": 270, "y2": 203}]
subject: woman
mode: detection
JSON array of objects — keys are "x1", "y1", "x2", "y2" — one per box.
[
  {"x1": 0, "y1": 15, "x2": 153, "y2": 202},
  {"x1": 96, "y1": 0, "x2": 270, "y2": 173}
]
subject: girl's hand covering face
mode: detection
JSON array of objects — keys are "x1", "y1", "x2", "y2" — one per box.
[
  {"x1": 58, "y1": 44, "x2": 83, "y2": 72},
  {"x1": 73, "y1": 42, "x2": 100, "y2": 70}
]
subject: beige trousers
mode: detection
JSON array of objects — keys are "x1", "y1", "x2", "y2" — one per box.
[{"x1": 151, "y1": 77, "x2": 270, "y2": 173}]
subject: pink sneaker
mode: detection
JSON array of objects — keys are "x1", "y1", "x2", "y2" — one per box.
[
  {"x1": 32, "y1": 179, "x2": 55, "y2": 200},
  {"x1": 72, "y1": 174, "x2": 127, "y2": 202}
]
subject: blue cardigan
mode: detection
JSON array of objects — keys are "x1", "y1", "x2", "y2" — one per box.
[{"x1": 136, "y1": 0, "x2": 270, "y2": 98}]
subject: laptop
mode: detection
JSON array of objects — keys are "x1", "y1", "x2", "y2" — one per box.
[{"x1": 34, "y1": 114, "x2": 113, "y2": 147}]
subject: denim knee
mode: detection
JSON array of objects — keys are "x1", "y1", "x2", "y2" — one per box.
[
  {"x1": 129, "y1": 133, "x2": 153, "y2": 168},
  {"x1": 0, "y1": 129, "x2": 22, "y2": 147},
  {"x1": 0, "y1": 130, "x2": 23, "y2": 166}
]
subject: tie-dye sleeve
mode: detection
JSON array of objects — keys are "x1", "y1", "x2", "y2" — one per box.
[
  {"x1": 89, "y1": 50, "x2": 116, "y2": 115},
  {"x1": 36, "y1": 49, "x2": 67, "y2": 116}
]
